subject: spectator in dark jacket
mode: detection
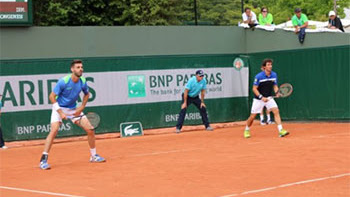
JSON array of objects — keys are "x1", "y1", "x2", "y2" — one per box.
[{"x1": 328, "y1": 11, "x2": 344, "y2": 32}]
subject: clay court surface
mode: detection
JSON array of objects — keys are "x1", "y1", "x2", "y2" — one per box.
[{"x1": 1, "y1": 121, "x2": 349, "y2": 197}]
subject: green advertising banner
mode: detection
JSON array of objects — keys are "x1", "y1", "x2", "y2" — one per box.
[{"x1": 0, "y1": 54, "x2": 250, "y2": 141}]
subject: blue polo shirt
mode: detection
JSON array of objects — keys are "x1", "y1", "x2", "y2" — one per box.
[
  {"x1": 53, "y1": 75, "x2": 89, "y2": 109},
  {"x1": 184, "y1": 76, "x2": 207, "y2": 97},
  {"x1": 253, "y1": 71, "x2": 278, "y2": 98}
]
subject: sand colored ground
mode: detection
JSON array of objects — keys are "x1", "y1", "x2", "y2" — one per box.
[{"x1": 1, "y1": 121, "x2": 349, "y2": 197}]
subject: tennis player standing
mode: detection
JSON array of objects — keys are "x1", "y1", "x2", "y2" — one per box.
[
  {"x1": 243, "y1": 59, "x2": 289, "y2": 138},
  {"x1": 39, "y1": 60, "x2": 105, "y2": 170}
]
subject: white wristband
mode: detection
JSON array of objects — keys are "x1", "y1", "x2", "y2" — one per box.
[{"x1": 53, "y1": 102, "x2": 60, "y2": 111}]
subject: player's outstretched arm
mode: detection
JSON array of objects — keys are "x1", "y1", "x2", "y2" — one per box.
[
  {"x1": 273, "y1": 85, "x2": 280, "y2": 98},
  {"x1": 49, "y1": 92, "x2": 67, "y2": 120},
  {"x1": 200, "y1": 89, "x2": 206, "y2": 108}
]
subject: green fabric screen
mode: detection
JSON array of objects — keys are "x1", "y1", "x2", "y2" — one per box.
[{"x1": 247, "y1": 45, "x2": 349, "y2": 120}]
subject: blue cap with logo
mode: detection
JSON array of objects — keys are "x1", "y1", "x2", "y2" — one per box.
[{"x1": 196, "y1": 70, "x2": 204, "y2": 77}]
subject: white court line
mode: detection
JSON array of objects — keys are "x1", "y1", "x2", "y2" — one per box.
[
  {"x1": 218, "y1": 173, "x2": 350, "y2": 197},
  {"x1": 240, "y1": 187, "x2": 277, "y2": 195},
  {"x1": 0, "y1": 186, "x2": 86, "y2": 197}
]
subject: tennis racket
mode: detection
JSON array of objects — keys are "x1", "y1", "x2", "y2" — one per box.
[
  {"x1": 269, "y1": 83, "x2": 293, "y2": 99},
  {"x1": 68, "y1": 112, "x2": 100, "y2": 130}
]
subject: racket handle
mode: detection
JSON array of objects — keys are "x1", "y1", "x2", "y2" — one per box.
[
  {"x1": 66, "y1": 115, "x2": 76, "y2": 119},
  {"x1": 67, "y1": 115, "x2": 83, "y2": 119}
]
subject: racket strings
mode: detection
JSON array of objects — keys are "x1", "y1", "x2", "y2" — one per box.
[
  {"x1": 279, "y1": 85, "x2": 292, "y2": 97},
  {"x1": 280, "y1": 87, "x2": 289, "y2": 95},
  {"x1": 85, "y1": 113, "x2": 100, "y2": 129}
]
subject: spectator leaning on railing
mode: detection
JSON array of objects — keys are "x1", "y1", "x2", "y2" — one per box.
[
  {"x1": 258, "y1": 7, "x2": 273, "y2": 26},
  {"x1": 328, "y1": 11, "x2": 344, "y2": 32},
  {"x1": 292, "y1": 8, "x2": 308, "y2": 44},
  {"x1": 242, "y1": 7, "x2": 258, "y2": 28}
]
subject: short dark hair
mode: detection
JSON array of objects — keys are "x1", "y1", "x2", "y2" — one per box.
[
  {"x1": 294, "y1": 8, "x2": 301, "y2": 13},
  {"x1": 261, "y1": 7, "x2": 268, "y2": 12},
  {"x1": 71, "y1": 59, "x2": 83, "y2": 68},
  {"x1": 245, "y1": 7, "x2": 251, "y2": 12},
  {"x1": 262, "y1": 58, "x2": 273, "y2": 67}
]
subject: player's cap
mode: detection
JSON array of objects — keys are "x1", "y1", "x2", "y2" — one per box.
[
  {"x1": 329, "y1": 11, "x2": 336, "y2": 16},
  {"x1": 196, "y1": 70, "x2": 204, "y2": 77},
  {"x1": 294, "y1": 8, "x2": 301, "y2": 13}
]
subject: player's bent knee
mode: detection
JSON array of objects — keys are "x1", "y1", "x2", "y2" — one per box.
[
  {"x1": 85, "y1": 129, "x2": 95, "y2": 135},
  {"x1": 50, "y1": 122, "x2": 61, "y2": 132},
  {"x1": 270, "y1": 108, "x2": 279, "y2": 113},
  {"x1": 250, "y1": 113, "x2": 258, "y2": 118}
]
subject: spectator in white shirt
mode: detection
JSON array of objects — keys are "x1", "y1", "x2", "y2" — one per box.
[{"x1": 242, "y1": 7, "x2": 258, "y2": 28}]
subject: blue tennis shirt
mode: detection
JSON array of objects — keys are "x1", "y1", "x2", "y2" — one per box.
[
  {"x1": 253, "y1": 71, "x2": 278, "y2": 98},
  {"x1": 53, "y1": 75, "x2": 89, "y2": 109},
  {"x1": 184, "y1": 76, "x2": 207, "y2": 97}
]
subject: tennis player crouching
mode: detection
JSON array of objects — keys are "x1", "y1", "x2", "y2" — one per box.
[
  {"x1": 243, "y1": 58, "x2": 289, "y2": 138},
  {"x1": 39, "y1": 59, "x2": 105, "y2": 170}
]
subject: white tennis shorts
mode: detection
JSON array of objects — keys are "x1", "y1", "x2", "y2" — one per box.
[
  {"x1": 250, "y1": 98, "x2": 278, "y2": 114},
  {"x1": 50, "y1": 106, "x2": 84, "y2": 124}
]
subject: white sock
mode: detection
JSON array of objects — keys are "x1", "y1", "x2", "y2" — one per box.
[
  {"x1": 245, "y1": 126, "x2": 250, "y2": 131},
  {"x1": 42, "y1": 152, "x2": 48, "y2": 155},
  {"x1": 90, "y1": 148, "x2": 96, "y2": 156},
  {"x1": 277, "y1": 125, "x2": 283, "y2": 131},
  {"x1": 260, "y1": 114, "x2": 264, "y2": 121},
  {"x1": 267, "y1": 114, "x2": 271, "y2": 121}
]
